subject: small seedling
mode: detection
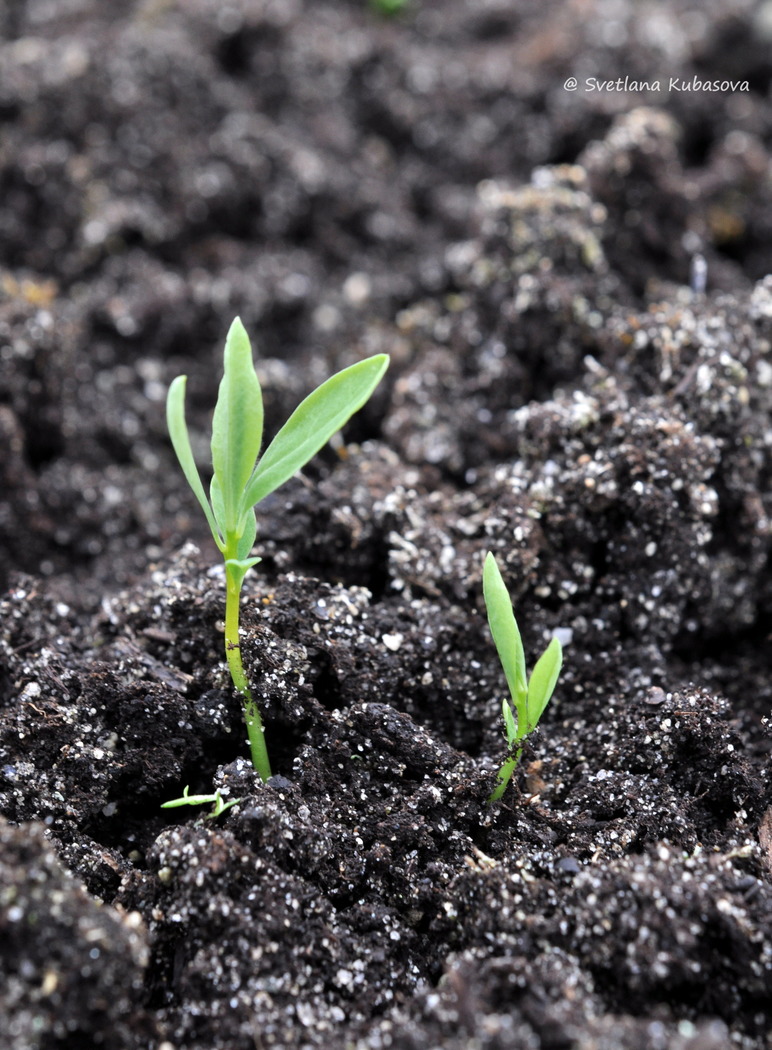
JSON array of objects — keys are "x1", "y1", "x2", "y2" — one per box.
[
  {"x1": 483, "y1": 552, "x2": 562, "y2": 802},
  {"x1": 161, "y1": 785, "x2": 240, "y2": 819},
  {"x1": 369, "y1": 0, "x2": 410, "y2": 16},
  {"x1": 167, "y1": 317, "x2": 388, "y2": 781}
]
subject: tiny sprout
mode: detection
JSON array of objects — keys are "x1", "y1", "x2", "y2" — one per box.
[
  {"x1": 483, "y1": 552, "x2": 563, "y2": 802},
  {"x1": 167, "y1": 317, "x2": 389, "y2": 781},
  {"x1": 369, "y1": 0, "x2": 409, "y2": 16},
  {"x1": 161, "y1": 786, "x2": 241, "y2": 819}
]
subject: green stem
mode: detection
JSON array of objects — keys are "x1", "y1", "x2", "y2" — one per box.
[
  {"x1": 488, "y1": 744, "x2": 523, "y2": 803},
  {"x1": 224, "y1": 563, "x2": 272, "y2": 781}
]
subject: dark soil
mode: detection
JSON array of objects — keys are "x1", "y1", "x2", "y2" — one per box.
[{"x1": 1, "y1": 2, "x2": 772, "y2": 1048}]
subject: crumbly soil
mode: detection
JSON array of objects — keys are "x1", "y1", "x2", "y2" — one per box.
[{"x1": 1, "y1": 2, "x2": 772, "y2": 1048}]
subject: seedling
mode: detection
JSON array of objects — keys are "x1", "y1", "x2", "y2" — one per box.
[
  {"x1": 161, "y1": 785, "x2": 240, "y2": 819},
  {"x1": 369, "y1": 0, "x2": 409, "y2": 16},
  {"x1": 483, "y1": 552, "x2": 562, "y2": 802},
  {"x1": 167, "y1": 317, "x2": 388, "y2": 781}
]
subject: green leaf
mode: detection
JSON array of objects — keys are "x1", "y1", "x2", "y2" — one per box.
[
  {"x1": 236, "y1": 508, "x2": 257, "y2": 559},
  {"x1": 161, "y1": 785, "x2": 205, "y2": 808},
  {"x1": 210, "y1": 317, "x2": 264, "y2": 536},
  {"x1": 501, "y1": 698, "x2": 517, "y2": 746},
  {"x1": 242, "y1": 354, "x2": 389, "y2": 510},
  {"x1": 161, "y1": 785, "x2": 241, "y2": 818},
  {"x1": 483, "y1": 552, "x2": 527, "y2": 717},
  {"x1": 526, "y1": 636, "x2": 562, "y2": 731},
  {"x1": 210, "y1": 473, "x2": 226, "y2": 538},
  {"x1": 225, "y1": 556, "x2": 261, "y2": 591},
  {"x1": 166, "y1": 375, "x2": 224, "y2": 550}
]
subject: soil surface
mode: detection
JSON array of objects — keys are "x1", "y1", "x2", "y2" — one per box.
[{"x1": 1, "y1": 2, "x2": 772, "y2": 1048}]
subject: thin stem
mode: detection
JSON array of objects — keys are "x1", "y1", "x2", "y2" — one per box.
[
  {"x1": 488, "y1": 745, "x2": 523, "y2": 803},
  {"x1": 224, "y1": 563, "x2": 272, "y2": 781}
]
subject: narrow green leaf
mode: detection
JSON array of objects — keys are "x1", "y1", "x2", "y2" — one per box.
[
  {"x1": 526, "y1": 636, "x2": 562, "y2": 731},
  {"x1": 210, "y1": 317, "x2": 264, "y2": 535},
  {"x1": 483, "y1": 552, "x2": 527, "y2": 716},
  {"x1": 210, "y1": 474, "x2": 226, "y2": 539},
  {"x1": 212, "y1": 455, "x2": 256, "y2": 558},
  {"x1": 166, "y1": 375, "x2": 224, "y2": 550},
  {"x1": 225, "y1": 556, "x2": 261, "y2": 591},
  {"x1": 242, "y1": 354, "x2": 389, "y2": 510},
  {"x1": 501, "y1": 698, "x2": 517, "y2": 746},
  {"x1": 162, "y1": 786, "x2": 205, "y2": 809},
  {"x1": 225, "y1": 557, "x2": 262, "y2": 572},
  {"x1": 236, "y1": 508, "x2": 257, "y2": 559},
  {"x1": 161, "y1": 786, "x2": 240, "y2": 817}
]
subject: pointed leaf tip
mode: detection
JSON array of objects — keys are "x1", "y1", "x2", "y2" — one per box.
[
  {"x1": 483, "y1": 551, "x2": 527, "y2": 717},
  {"x1": 226, "y1": 315, "x2": 247, "y2": 346},
  {"x1": 242, "y1": 352, "x2": 389, "y2": 510},
  {"x1": 526, "y1": 636, "x2": 562, "y2": 731},
  {"x1": 210, "y1": 318, "x2": 264, "y2": 537},
  {"x1": 166, "y1": 374, "x2": 224, "y2": 549}
]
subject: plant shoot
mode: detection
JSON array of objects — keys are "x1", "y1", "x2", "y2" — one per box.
[
  {"x1": 483, "y1": 551, "x2": 562, "y2": 802},
  {"x1": 167, "y1": 318, "x2": 388, "y2": 781}
]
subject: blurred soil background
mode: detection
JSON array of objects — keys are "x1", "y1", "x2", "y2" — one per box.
[{"x1": 1, "y1": 1, "x2": 772, "y2": 1048}]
